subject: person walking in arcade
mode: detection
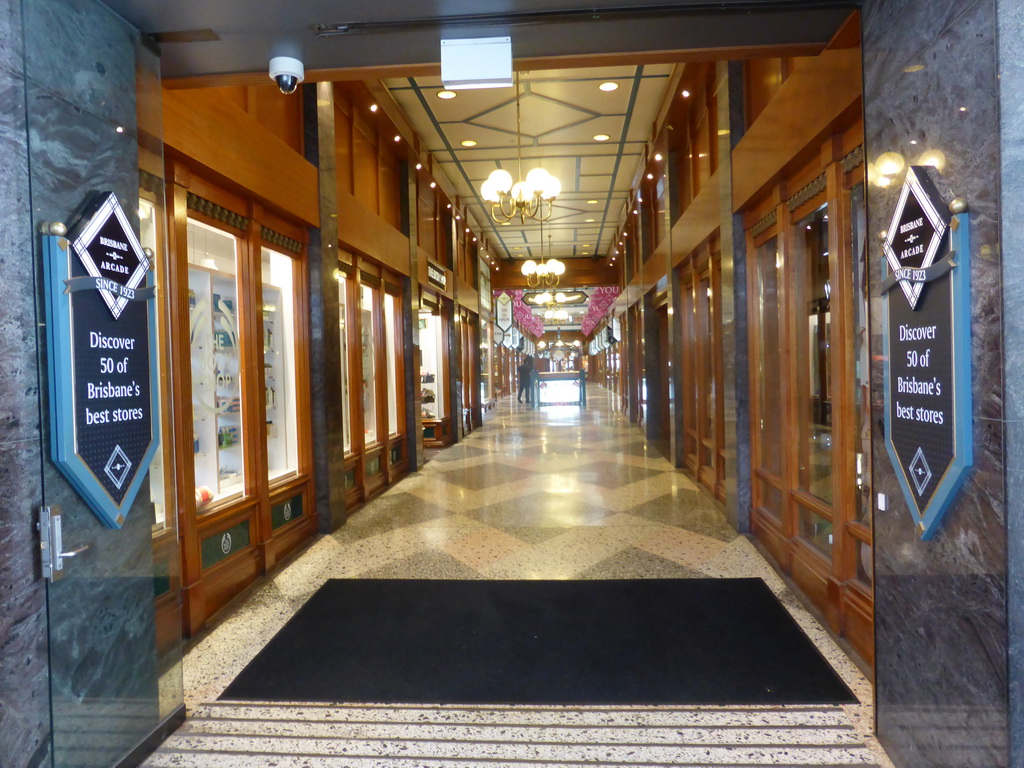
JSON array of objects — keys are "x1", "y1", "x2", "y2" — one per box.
[{"x1": 517, "y1": 354, "x2": 534, "y2": 404}]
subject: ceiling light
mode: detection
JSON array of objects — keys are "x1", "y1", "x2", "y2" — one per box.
[
  {"x1": 461, "y1": 139, "x2": 478, "y2": 147},
  {"x1": 593, "y1": 134, "x2": 610, "y2": 142},
  {"x1": 481, "y1": 74, "x2": 561, "y2": 224},
  {"x1": 681, "y1": 90, "x2": 690, "y2": 98},
  {"x1": 521, "y1": 231, "x2": 565, "y2": 288},
  {"x1": 370, "y1": 104, "x2": 378, "y2": 112},
  {"x1": 599, "y1": 82, "x2": 619, "y2": 91},
  {"x1": 646, "y1": 173, "x2": 653, "y2": 179},
  {"x1": 585, "y1": 219, "x2": 594, "y2": 223},
  {"x1": 394, "y1": 135, "x2": 401, "y2": 142},
  {"x1": 430, "y1": 182, "x2": 436, "y2": 188},
  {"x1": 415, "y1": 163, "x2": 422, "y2": 170},
  {"x1": 654, "y1": 153, "x2": 663, "y2": 161},
  {"x1": 437, "y1": 90, "x2": 458, "y2": 99},
  {"x1": 587, "y1": 200, "x2": 599, "y2": 205},
  {"x1": 904, "y1": 64, "x2": 925, "y2": 73}
]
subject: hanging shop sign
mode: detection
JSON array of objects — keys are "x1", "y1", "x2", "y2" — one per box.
[
  {"x1": 43, "y1": 192, "x2": 159, "y2": 529},
  {"x1": 881, "y1": 166, "x2": 972, "y2": 539},
  {"x1": 427, "y1": 260, "x2": 448, "y2": 292},
  {"x1": 495, "y1": 291, "x2": 513, "y2": 331},
  {"x1": 493, "y1": 325, "x2": 505, "y2": 346}
]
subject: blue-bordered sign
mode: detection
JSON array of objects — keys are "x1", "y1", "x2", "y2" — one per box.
[
  {"x1": 882, "y1": 167, "x2": 972, "y2": 539},
  {"x1": 43, "y1": 192, "x2": 160, "y2": 529}
]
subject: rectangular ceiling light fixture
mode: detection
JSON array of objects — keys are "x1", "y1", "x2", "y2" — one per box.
[{"x1": 441, "y1": 36, "x2": 512, "y2": 90}]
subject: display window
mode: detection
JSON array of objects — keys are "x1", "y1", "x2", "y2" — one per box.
[
  {"x1": 338, "y1": 273, "x2": 352, "y2": 454},
  {"x1": 360, "y1": 283, "x2": 380, "y2": 445},
  {"x1": 460, "y1": 308, "x2": 478, "y2": 433},
  {"x1": 480, "y1": 322, "x2": 492, "y2": 405},
  {"x1": 261, "y1": 247, "x2": 300, "y2": 483},
  {"x1": 419, "y1": 311, "x2": 446, "y2": 420},
  {"x1": 384, "y1": 292, "x2": 400, "y2": 437},
  {"x1": 187, "y1": 219, "x2": 246, "y2": 509},
  {"x1": 138, "y1": 195, "x2": 171, "y2": 531},
  {"x1": 753, "y1": 234, "x2": 784, "y2": 483},
  {"x1": 794, "y1": 204, "x2": 833, "y2": 508},
  {"x1": 848, "y1": 182, "x2": 873, "y2": 586},
  {"x1": 337, "y1": 260, "x2": 407, "y2": 499}
]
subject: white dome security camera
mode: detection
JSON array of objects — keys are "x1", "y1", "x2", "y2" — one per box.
[{"x1": 269, "y1": 56, "x2": 304, "y2": 95}]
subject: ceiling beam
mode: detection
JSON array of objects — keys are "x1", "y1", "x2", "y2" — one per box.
[{"x1": 163, "y1": 43, "x2": 825, "y2": 90}]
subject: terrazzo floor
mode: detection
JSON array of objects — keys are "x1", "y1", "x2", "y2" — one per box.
[{"x1": 147, "y1": 387, "x2": 893, "y2": 768}]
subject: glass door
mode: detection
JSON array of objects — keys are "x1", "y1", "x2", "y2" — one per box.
[{"x1": 25, "y1": 11, "x2": 184, "y2": 767}]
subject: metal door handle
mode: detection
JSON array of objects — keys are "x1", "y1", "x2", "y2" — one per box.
[{"x1": 39, "y1": 506, "x2": 87, "y2": 581}]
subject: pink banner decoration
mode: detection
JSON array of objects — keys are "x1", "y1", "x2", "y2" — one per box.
[
  {"x1": 580, "y1": 286, "x2": 621, "y2": 336},
  {"x1": 508, "y1": 289, "x2": 544, "y2": 337}
]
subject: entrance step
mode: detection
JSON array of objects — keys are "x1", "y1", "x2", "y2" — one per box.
[{"x1": 143, "y1": 702, "x2": 880, "y2": 767}]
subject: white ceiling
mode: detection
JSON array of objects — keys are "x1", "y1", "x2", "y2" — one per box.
[{"x1": 386, "y1": 64, "x2": 673, "y2": 267}]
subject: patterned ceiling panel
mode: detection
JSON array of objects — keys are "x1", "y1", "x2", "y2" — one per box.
[{"x1": 385, "y1": 63, "x2": 672, "y2": 264}]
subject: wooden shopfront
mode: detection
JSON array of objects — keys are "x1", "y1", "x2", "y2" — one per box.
[
  {"x1": 420, "y1": 260, "x2": 454, "y2": 448},
  {"x1": 736, "y1": 39, "x2": 873, "y2": 663},
  {"x1": 677, "y1": 240, "x2": 726, "y2": 504},
  {"x1": 478, "y1": 257, "x2": 494, "y2": 411},
  {"x1": 164, "y1": 159, "x2": 316, "y2": 636},
  {"x1": 337, "y1": 254, "x2": 409, "y2": 507},
  {"x1": 157, "y1": 80, "x2": 322, "y2": 636}
]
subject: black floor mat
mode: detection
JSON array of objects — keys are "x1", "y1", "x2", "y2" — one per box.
[{"x1": 220, "y1": 578, "x2": 856, "y2": 705}]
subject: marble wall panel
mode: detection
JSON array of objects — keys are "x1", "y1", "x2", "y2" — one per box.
[
  {"x1": 303, "y1": 82, "x2": 347, "y2": 532},
  {"x1": 0, "y1": 0, "x2": 23, "y2": 85},
  {"x1": 0, "y1": 6, "x2": 49, "y2": 764},
  {"x1": 996, "y1": 2, "x2": 1024, "y2": 765},
  {"x1": 718, "y1": 60, "x2": 751, "y2": 532},
  {"x1": 17, "y1": 0, "x2": 167, "y2": 764},
  {"x1": 0, "y1": 79, "x2": 39, "y2": 446},
  {"x1": 862, "y1": 0, "x2": 1008, "y2": 766},
  {"x1": 0, "y1": 439, "x2": 49, "y2": 768},
  {"x1": 23, "y1": 0, "x2": 138, "y2": 132}
]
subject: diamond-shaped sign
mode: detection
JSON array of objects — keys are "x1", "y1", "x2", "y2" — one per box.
[
  {"x1": 104, "y1": 444, "x2": 132, "y2": 490},
  {"x1": 882, "y1": 166, "x2": 950, "y2": 310},
  {"x1": 881, "y1": 165, "x2": 973, "y2": 540},
  {"x1": 69, "y1": 192, "x2": 150, "y2": 319},
  {"x1": 42, "y1": 194, "x2": 158, "y2": 529},
  {"x1": 908, "y1": 446, "x2": 932, "y2": 497}
]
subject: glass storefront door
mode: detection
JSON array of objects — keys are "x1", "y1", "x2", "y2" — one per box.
[{"x1": 23, "y1": 6, "x2": 183, "y2": 766}]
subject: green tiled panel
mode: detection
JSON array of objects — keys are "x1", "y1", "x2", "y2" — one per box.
[
  {"x1": 201, "y1": 520, "x2": 251, "y2": 570},
  {"x1": 271, "y1": 494, "x2": 303, "y2": 530}
]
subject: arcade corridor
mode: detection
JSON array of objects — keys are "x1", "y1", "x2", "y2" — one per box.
[{"x1": 143, "y1": 388, "x2": 890, "y2": 767}]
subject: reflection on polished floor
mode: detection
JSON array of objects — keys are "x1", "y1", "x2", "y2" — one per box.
[{"x1": 146, "y1": 387, "x2": 893, "y2": 767}]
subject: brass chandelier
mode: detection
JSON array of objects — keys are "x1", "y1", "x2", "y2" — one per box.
[
  {"x1": 520, "y1": 230, "x2": 564, "y2": 288},
  {"x1": 480, "y1": 73, "x2": 561, "y2": 224}
]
